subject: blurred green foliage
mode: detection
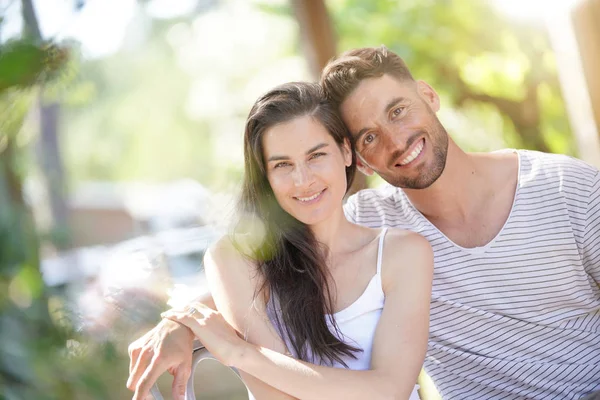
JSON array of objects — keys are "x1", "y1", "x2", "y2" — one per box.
[
  {"x1": 0, "y1": 32, "x2": 131, "y2": 400},
  {"x1": 60, "y1": 0, "x2": 574, "y2": 193},
  {"x1": 329, "y1": 0, "x2": 574, "y2": 156},
  {"x1": 0, "y1": 1, "x2": 579, "y2": 398}
]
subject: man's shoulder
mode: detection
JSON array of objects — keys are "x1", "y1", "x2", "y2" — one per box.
[
  {"x1": 516, "y1": 150, "x2": 598, "y2": 190},
  {"x1": 345, "y1": 184, "x2": 402, "y2": 207},
  {"x1": 518, "y1": 149, "x2": 597, "y2": 175},
  {"x1": 343, "y1": 184, "x2": 415, "y2": 226}
]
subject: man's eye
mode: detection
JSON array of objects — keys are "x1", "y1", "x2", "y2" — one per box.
[
  {"x1": 310, "y1": 152, "x2": 326, "y2": 159},
  {"x1": 364, "y1": 134, "x2": 375, "y2": 145},
  {"x1": 392, "y1": 107, "x2": 403, "y2": 117}
]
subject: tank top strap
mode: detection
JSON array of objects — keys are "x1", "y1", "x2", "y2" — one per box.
[{"x1": 375, "y1": 228, "x2": 388, "y2": 276}]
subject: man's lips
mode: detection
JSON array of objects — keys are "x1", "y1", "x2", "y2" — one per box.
[{"x1": 395, "y1": 138, "x2": 425, "y2": 167}]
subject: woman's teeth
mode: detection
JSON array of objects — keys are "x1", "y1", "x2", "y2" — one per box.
[{"x1": 296, "y1": 190, "x2": 323, "y2": 202}]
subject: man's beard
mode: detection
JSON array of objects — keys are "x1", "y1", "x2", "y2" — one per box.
[{"x1": 381, "y1": 119, "x2": 449, "y2": 189}]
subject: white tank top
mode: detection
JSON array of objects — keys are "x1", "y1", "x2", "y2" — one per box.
[
  {"x1": 324, "y1": 227, "x2": 388, "y2": 371},
  {"x1": 265, "y1": 228, "x2": 420, "y2": 399}
]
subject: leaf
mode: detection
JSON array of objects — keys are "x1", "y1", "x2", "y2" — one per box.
[{"x1": 0, "y1": 40, "x2": 71, "y2": 93}]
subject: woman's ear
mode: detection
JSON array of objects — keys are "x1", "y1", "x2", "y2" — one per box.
[{"x1": 356, "y1": 156, "x2": 374, "y2": 176}]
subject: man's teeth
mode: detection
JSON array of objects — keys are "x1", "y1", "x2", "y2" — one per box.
[
  {"x1": 400, "y1": 140, "x2": 424, "y2": 165},
  {"x1": 297, "y1": 191, "x2": 322, "y2": 202}
]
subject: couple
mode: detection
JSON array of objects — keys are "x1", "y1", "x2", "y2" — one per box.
[{"x1": 128, "y1": 46, "x2": 600, "y2": 400}]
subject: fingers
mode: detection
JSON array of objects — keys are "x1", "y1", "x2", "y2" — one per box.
[
  {"x1": 128, "y1": 332, "x2": 148, "y2": 375},
  {"x1": 127, "y1": 345, "x2": 154, "y2": 391},
  {"x1": 133, "y1": 353, "x2": 165, "y2": 400},
  {"x1": 160, "y1": 309, "x2": 185, "y2": 319},
  {"x1": 189, "y1": 301, "x2": 212, "y2": 311},
  {"x1": 171, "y1": 364, "x2": 192, "y2": 400},
  {"x1": 129, "y1": 345, "x2": 141, "y2": 377},
  {"x1": 161, "y1": 312, "x2": 199, "y2": 332},
  {"x1": 128, "y1": 327, "x2": 155, "y2": 376},
  {"x1": 184, "y1": 301, "x2": 214, "y2": 317},
  {"x1": 127, "y1": 318, "x2": 197, "y2": 398}
]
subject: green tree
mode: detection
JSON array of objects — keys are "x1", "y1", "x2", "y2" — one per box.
[
  {"x1": 0, "y1": 5, "x2": 126, "y2": 398},
  {"x1": 329, "y1": 0, "x2": 574, "y2": 155}
]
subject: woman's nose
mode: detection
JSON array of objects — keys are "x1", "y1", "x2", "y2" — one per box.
[{"x1": 292, "y1": 164, "x2": 314, "y2": 187}]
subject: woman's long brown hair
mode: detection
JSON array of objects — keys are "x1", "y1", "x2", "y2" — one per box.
[{"x1": 232, "y1": 82, "x2": 359, "y2": 366}]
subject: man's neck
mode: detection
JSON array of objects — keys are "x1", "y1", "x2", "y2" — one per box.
[{"x1": 402, "y1": 141, "x2": 496, "y2": 224}]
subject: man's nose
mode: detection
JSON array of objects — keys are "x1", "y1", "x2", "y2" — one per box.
[{"x1": 382, "y1": 126, "x2": 408, "y2": 152}]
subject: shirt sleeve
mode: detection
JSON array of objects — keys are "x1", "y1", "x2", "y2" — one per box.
[
  {"x1": 584, "y1": 170, "x2": 600, "y2": 284},
  {"x1": 343, "y1": 193, "x2": 359, "y2": 224}
]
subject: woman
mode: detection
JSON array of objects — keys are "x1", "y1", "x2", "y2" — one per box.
[{"x1": 161, "y1": 82, "x2": 433, "y2": 400}]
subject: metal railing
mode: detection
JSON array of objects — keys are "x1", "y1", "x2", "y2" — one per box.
[{"x1": 150, "y1": 345, "x2": 250, "y2": 400}]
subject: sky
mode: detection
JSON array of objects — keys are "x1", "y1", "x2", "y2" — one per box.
[
  {"x1": 1, "y1": 0, "x2": 585, "y2": 59},
  {"x1": 1, "y1": 0, "x2": 209, "y2": 57}
]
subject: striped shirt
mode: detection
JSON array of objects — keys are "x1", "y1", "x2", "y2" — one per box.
[{"x1": 343, "y1": 150, "x2": 600, "y2": 399}]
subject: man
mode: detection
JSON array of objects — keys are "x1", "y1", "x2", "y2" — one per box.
[{"x1": 128, "y1": 46, "x2": 600, "y2": 399}]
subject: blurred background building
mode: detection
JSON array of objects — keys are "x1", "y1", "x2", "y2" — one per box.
[{"x1": 1, "y1": 0, "x2": 599, "y2": 398}]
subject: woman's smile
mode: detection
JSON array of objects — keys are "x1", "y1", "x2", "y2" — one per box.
[{"x1": 294, "y1": 188, "x2": 327, "y2": 204}]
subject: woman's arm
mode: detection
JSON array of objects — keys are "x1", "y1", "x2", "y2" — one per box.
[
  {"x1": 232, "y1": 231, "x2": 432, "y2": 400},
  {"x1": 204, "y1": 237, "x2": 299, "y2": 400},
  {"x1": 166, "y1": 231, "x2": 433, "y2": 400}
]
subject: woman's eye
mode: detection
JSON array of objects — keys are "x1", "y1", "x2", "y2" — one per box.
[{"x1": 274, "y1": 162, "x2": 290, "y2": 169}]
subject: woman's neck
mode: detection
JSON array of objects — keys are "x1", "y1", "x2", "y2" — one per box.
[{"x1": 309, "y1": 207, "x2": 355, "y2": 255}]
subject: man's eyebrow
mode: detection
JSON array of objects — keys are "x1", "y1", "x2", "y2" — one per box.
[
  {"x1": 385, "y1": 97, "x2": 407, "y2": 113},
  {"x1": 352, "y1": 97, "x2": 408, "y2": 141},
  {"x1": 353, "y1": 127, "x2": 371, "y2": 142},
  {"x1": 267, "y1": 143, "x2": 329, "y2": 162}
]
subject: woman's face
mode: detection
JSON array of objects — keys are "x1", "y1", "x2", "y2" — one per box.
[{"x1": 262, "y1": 115, "x2": 352, "y2": 227}]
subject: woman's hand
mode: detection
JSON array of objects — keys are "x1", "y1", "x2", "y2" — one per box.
[{"x1": 161, "y1": 303, "x2": 247, "y2": 366}]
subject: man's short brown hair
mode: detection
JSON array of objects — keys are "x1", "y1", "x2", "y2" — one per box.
[{"x1": 320, "y1": 45, "x2": 414, "y2": 108}]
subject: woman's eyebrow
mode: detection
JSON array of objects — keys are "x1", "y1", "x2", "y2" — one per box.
[{"x1": 267, "y1": 143, "x2": 330, "y2": 162}]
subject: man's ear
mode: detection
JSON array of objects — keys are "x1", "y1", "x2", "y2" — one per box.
[
  {"x1": 342, "y1": 138, "x2": 353, "y2": 167},
  {"x1": 417, "y1": 80, "x2": 440, "y2": 112},
  {"x1": 356, "y1": 156, "x2": 374, "y2": 176}
]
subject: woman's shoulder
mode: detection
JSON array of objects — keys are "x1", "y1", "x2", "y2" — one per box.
[
  {"x1": 349, "y1": 226, "x2": 430, "y2": 259},
  {"x1": 385, "y1": 228, "x2": 431, "y2": 252},
  {"x1": 205, "y1": 235, "x2": 257, "y2": 273},
  {"x1": 205, "y1": 235, "x2": 270, "y2": 303},
  {"x1": 381, "y1": 229, "x2": 433, "y2": 281}
]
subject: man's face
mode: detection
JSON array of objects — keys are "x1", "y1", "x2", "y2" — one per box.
[{"x1": 339, "y1": 74, "x2": 449, "y2": 189}]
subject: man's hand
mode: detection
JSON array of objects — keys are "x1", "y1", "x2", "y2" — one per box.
[{"x1": 127, "y1": 318, "x2": 195, "y2": 400}]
